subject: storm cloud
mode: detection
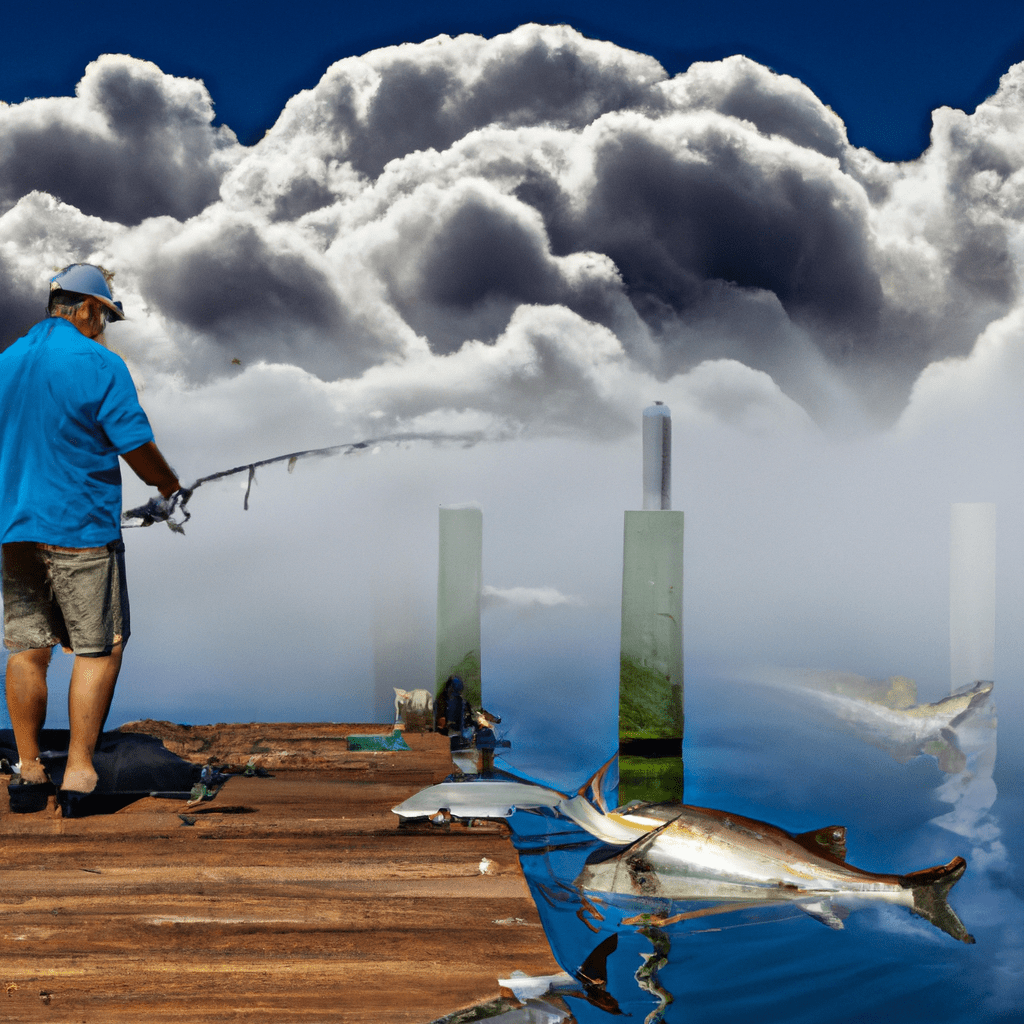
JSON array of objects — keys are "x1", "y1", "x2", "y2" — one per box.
[
  {"x1": 0, "y1": 55, "x2": 238, "y2": 227},
  {"x1": 1, "y1": 22, "x2": 1022, "y2": 435}
]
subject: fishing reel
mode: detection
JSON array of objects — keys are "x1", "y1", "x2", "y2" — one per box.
[{"x1": 121, "y1": 487, "x2": 193, "y2": 534}]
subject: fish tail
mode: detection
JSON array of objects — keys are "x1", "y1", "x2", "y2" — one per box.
[
  {"x1": 575, "y1": 754, "x2": 619, "y2": 813},
  {"x1": 901, "y1": 856, "x2": 975, "y2": 944}
]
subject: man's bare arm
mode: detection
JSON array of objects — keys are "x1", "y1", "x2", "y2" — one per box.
[{"x1": 121, "y1": 441, "x2": 180, "y2": 498}]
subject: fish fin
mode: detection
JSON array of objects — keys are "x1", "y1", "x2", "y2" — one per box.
[
  {"x1": 799, "y1": 899, "x2": 848, "y2": 930},
  {"x1": 900, "y1": 856, "x2": 975, "y2": 944},
  {"x1": 577, "y1": 932, "x2": 617, "y2": 986},
  {"x1": 794, "y1": 826, "x2": 848, "y2": 863},
  {"x1": 621, "y1": 814, "x2": 682, "y2": 858},
  {"x1": 574, "y1": 933, "x2": 624, "y2": 1015},
  {"x1": 575, "y1": 754, "x2": 619, "y2": 814}
]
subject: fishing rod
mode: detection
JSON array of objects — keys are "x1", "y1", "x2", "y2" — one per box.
[{"x1": 121, "y1": 431, "x2": 485, "y2": 533}]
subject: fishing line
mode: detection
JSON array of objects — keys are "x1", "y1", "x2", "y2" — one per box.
[{"x1": 121, "y1": 430, "x2": 486, "y2": 533}]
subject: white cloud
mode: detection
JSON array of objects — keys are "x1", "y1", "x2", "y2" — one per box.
[
  {"x1": 3, "y1": 29, "x2": 1024, "y2": 433},
  {"x1": 896, "y1": 303, "x2": 1024, "y2": 435},
  {"x1": 482, "y1": 584, "x2": 585, "y2": 612},
  {"x1": 0, "y1": 55, "x2": 240, "y2": 226}
]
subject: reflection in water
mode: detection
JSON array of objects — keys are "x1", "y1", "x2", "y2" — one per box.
[
  {"x1": 741, "y1": 669, "x2": 1001, "y2": 862},
  {"x1": 744, "y1": 670, "x2": 994, "y2": 774},
  {"x1": 930, "y1": 683, "x2": 999, "y2": 848},
  {"x1": 396, "y1": 666, "x2": 1007, "y2": 1022},
  {"x1": 633, "y1": 925, "x2": 672, "y2": 1024},
  {"x1": 507, "y1": 800, "x2": 686, "y2": 1021},
  {"x1": 395, "y1": 744, "x2": 979, "y2": 1021}
]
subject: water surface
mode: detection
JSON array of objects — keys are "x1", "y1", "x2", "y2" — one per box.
[{"x1": 499, "y1": 675, "x2": 1022, "y2": 1023}]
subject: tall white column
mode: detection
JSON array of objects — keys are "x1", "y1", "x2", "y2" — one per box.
[{"x1": 950, "y1": 503, "x2": 996, "y2": 693}]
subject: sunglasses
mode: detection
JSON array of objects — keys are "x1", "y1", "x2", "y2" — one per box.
[{"x1": 98, "y1": 300, "x2": 124, "y2": 325}]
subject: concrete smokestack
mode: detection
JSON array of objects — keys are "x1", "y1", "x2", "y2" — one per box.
[{"x1": 950, "y1": 503, "x2": 996, "y2": 693}]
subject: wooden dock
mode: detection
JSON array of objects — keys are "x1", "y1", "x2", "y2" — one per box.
[{"x1": 0, "y1": 723, "x2": 563, "y2": 1023}]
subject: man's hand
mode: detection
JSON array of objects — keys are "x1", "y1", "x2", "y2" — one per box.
[
  {"x1": 121, "y1": 441, "x2": 180, "y2": 498},
  {"x1": 121, "y1": 487, "x2": 193, "y2": 533}
]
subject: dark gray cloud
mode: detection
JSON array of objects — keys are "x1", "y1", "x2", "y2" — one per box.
[
  {"x1": 0, "y1": 55, "x2": 237, "y2": 226},
  {"x1": 405, "y1": 195, "x2": 563, "y2": 354},
  {"x1": 577, "y1": 123, "x2": 883, "y2": 334},
  {"x1": 348, "y1": 58, "x2": 461, "y2": 177},
  {"x1": 138, "y1": 214, "x2": 386, "y2": 379},
  {"x1": 418, "y1": 190, "x2": 558, "y2": 308},
  {"x1": 0, "y1": 255, "x2": 40, "y2": 351},
  {"x1": 378, "y1": 184, "x2": 614, "y2": 354}
]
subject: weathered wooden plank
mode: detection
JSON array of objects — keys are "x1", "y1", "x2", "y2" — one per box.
[{"x1": 0, "y1": 727, "x2": 563, "y2": 1023}]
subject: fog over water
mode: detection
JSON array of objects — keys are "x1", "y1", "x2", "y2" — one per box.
[{"x1": 0, "y1": 27, "x2": 1019, "y2": 774}]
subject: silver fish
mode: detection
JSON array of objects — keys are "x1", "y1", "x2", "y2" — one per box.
[
  {"x1": 576, "y1": 801, "x2": 974, "y2": 943},
  {"x1": 392, "y1": 758, "x2": 974, "y2": 943},
  {"x1": 392, "y1": 766, "x2": 637, "y2": 843}
]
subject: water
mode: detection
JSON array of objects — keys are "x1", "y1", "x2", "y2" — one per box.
[
  {"x1": 6, "y1": 657, "x2": 1021, "y2": 1022},
  {"x1": 494, "y1": 675, "x2": 1023, "y2": 1024}
]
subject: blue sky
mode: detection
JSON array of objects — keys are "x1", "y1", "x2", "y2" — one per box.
[{"x1": 3, "y1": 0, "x2": 1024, "y2": 159}]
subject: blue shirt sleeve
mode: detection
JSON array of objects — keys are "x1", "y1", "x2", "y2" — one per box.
[{"x1": 95, "y1": 356, "x2": 155, "y2": 454}]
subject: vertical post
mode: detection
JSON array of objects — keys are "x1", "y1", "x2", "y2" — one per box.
[
  {"x1": 642, "y1": 401, "x2": 671, "y2": 511},
  {"x1": 436, "y1": 506, "x2": 483, "y2": 709},
  {"x1": 950, "y1": 503, "x2": 996, "y2": 693},
  {"x1": 619, "y1": 405, "x2": 684, "y2": 805}
]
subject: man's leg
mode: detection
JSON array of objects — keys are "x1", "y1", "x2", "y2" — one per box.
[
  {"x1": 62, "y1": 644, "x2": 122, "y2": 793},
  {"x1": 5, "y1": 646, "x2": 52, "y2": 783}
]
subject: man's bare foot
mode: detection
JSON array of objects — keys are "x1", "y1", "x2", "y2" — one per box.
[
  {"x1": 61, "y1": 767, "x2": 99, "y2": 794},
  {"x1": 17, "y1": 759, "x2": 49, "y2": 785}
]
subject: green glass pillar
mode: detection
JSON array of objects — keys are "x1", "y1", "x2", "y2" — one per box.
[
  {"x1": 618, "y1": 510, "x2": 684, "y2": 806},
  {"x1": 436, "y1": 506, "x2": 482, "y2": 708}
]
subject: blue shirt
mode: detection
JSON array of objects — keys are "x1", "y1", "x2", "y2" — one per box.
[{"x1": 0, "y1": 318, "x2": 154, "y2": 546}]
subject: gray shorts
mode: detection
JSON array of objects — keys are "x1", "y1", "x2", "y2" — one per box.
[{"x1": 1, "y1": 541, "x2": 130, "y2": 657}]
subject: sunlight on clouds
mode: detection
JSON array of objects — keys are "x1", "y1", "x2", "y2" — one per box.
[{"x1": 4, "y1": 28, "x2": 1024, "y2": 434}]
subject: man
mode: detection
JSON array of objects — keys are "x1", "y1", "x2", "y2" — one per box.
[{"x1": 0, "y1": 264, "x2": 182, "y2": 795}]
